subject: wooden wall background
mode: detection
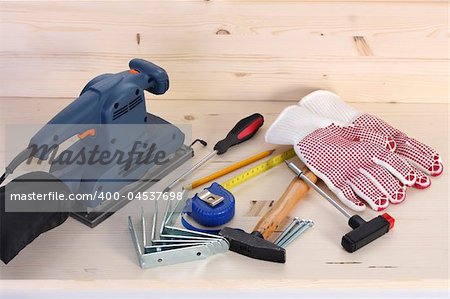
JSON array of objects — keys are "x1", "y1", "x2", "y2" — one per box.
[{"x1": 0, "y1": 0, "x2": 448, "y2": 103}]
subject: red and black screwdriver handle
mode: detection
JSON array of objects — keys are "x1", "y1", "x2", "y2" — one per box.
[
  {"x1": 342, "y1": 213, "x2": 395, "y2": 253},
  {"x1": 213, "y1": 113, "x2": 264, "y2": 155}
]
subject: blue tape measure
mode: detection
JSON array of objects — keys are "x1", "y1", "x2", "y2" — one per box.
[
  {"x1": 183, "y1": 182, "x2": 235, "y2": 227},
  {"x1": 182, "y1": 149, "x2": 296, "y2": 232}
]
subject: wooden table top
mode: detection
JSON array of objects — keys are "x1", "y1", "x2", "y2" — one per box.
[{"x1": 0, "y1": 98, "x2": 447, "y2": 294}]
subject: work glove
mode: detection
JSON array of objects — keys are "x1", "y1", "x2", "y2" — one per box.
[
  {"x1": 298, "y1": 90, "x2": 443, "y2": 189},
  {"x1": 265, "y1": 105, "x2": 419, "y2": 211}
]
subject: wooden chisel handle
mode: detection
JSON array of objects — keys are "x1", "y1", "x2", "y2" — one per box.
[{"x1": 253, "y1": 169, "x2": 318, "y2": 239}]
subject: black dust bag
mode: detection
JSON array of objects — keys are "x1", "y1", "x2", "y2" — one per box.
[{"x1": 0, "y1": 171, "x2": 70, "y2": 264}]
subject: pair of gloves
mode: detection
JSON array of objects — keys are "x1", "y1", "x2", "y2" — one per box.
[{"x1": 265, "y1": 90, "x2": 443, "y2": 212}]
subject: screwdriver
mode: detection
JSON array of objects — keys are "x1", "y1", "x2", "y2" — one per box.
[{"x1": 163, "y1": 113, "x2": 264, "y2": 192}]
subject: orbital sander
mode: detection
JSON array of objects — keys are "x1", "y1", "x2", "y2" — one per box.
[{"x1": 0, "y1": 59, "x2": 192, "y2": 263}]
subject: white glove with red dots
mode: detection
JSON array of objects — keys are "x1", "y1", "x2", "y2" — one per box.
[
  {"x1": 298, "y1": 90, "x2": 443, "y2": 189},
  {"x1": 265, "y1": 105, "x2": 418, "y2": 212}
]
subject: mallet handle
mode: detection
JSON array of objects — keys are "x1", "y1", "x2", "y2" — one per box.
[{"x1": 253, "y1": 169, "x2": 317, "y2": 239}]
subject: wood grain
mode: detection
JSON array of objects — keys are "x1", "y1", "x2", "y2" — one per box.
[
  {"x1": 0, "y1": 1, "x2": 448, "y2": 103},
  {"x1": 0, "y1": 99, "x2": 447, "y2": 287},
  {"x1": 0, "y1": 0, "x2": 448, "y2": 293}
]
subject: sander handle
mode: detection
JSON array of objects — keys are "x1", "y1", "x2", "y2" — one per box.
[{"x1": 253, "y1": 169, "x2": 318, "y2": 239}]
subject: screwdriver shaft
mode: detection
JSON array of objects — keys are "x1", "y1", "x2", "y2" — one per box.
[
  {"x1": 164, "y1": 150, "x2": 217, "y2": 192},
  {"x1": 285, "y1": 161, "x2": 352, "y2": 219}
]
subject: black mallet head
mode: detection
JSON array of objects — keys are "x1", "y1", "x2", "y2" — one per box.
[
  {"x1": 341, "y1": 213, "x2": 395, "y2": 253},
  {"x1": 220, "y1": 227, "x2": 286, "y2": 263}
]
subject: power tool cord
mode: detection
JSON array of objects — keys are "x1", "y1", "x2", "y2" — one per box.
[{"x1": 0, "y1": 147, "x2": 33, "y2": 185}]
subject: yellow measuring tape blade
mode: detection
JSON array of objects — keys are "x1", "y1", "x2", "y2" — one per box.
[{"x1": 222, "y1": 148, "x2": 296, "y2": 190}]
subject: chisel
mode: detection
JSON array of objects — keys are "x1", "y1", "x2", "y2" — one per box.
[{"x1": 163, "y1": 113, "x2": 264, "y2": 192}]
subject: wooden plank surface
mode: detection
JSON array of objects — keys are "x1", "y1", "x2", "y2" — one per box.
[
  {"x1": 0, "y1": 1, "x2": 448, "y2": 103},
  {"x1": 0, "y1": 0, "x2": 448, "y2": 294},
  {"x1": 0, "y1": 98, "x2": 447, "y2": 291}
]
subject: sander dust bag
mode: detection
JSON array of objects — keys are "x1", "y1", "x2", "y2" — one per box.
[{"x1": 0, "y1": 171, "x2": 70, "y2": 264}]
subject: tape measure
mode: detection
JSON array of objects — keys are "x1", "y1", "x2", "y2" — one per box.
[
  {"x1": 183, "y1": 148, "x2": 296, "y2": 233},
  {"x1": 184, "y1": 182, "x2": 235, "y2": 227},
  {"x1": 222, "y1": 148, "x2": 296, "y2": 190}
]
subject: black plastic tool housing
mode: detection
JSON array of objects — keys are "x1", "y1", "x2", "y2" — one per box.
[
  {"x1": 220, "y1": 227, "x2": 286, "y2": 263},
  {"x1": 341, "y1": 213, "x2": 394, "y2": 253}
]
